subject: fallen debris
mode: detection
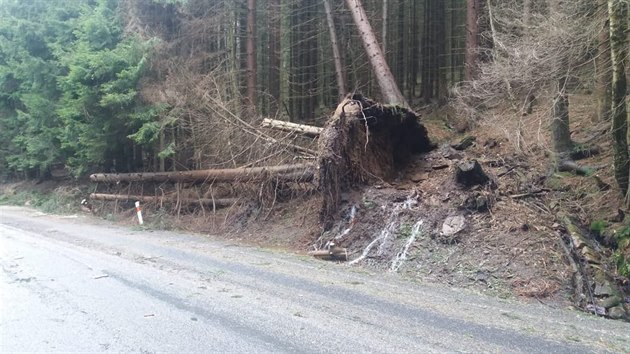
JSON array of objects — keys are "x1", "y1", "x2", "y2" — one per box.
[{"x1": 309, "y1": 243, "x2": 348, "y2": 261}]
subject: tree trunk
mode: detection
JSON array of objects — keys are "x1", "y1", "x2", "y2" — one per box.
[
  {"x1": 465, "y1": 0, "x2": 484, "y2": 81},
  {"x1": 421, "y1": 0, "x2": 435, "y2": 102},
  {"x1": 595, "y1": 0, "x2": 612, "y2": 122},
  {"x1": 322, "y1": 0, "x2": 347, "y2": 101},
  {"x1": 608, "y1": 0, "x2": 629, "y2": 202},
  {"x1": 268, "y1": 0, "x2": 281, "y2": 116},
  {"x1": 345, "y1": 0, "x2": 408, "y2": 107},
  {"x1": 261, "y1": 118, "x2": 323, "y2": 136},
  {"x1": 551, "y1": 77, "x2": 573, "y2": 162},
  {"x1": 90, "y1": 164, "x2": 315, "y2": 183},
  {"x1": 246, "y1": 0, "x2": 257, "y2": 111},
  {"x1": 381, "y1": 0, "x2": 388, "y2": 54},
  {"x1": 90, "y1": 194, "x2": 238, "y2": 208}
]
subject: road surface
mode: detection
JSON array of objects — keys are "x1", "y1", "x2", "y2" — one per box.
[{"x1": 1, "y1": 206, "x2": 629, "y2": 353}]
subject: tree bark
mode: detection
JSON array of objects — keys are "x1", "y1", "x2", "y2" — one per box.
[
  {"x1": 322, "y1": 0, "x2": 347, "y2": 101},
  {"x1": 595, "y1": 0, "x2": 612, "y2": 122},
  {"x1": 246, "y1": 0, "x2": 257, "y2": 111},
  {"x1": 268, "y1": 0, "x2": 281, "y2": 116},
  {"x1": 465, "y1": 0, "x2": 484, "y2": 81},
  {"x1": 344, "y1": 0, "x2": 408, "y2": 107},
  {"x1": 608, "y1": 0, "x2": 629, "y2": 202},
  {"x1": 89, "y1": 194, "x2": 238, "y2": 208},
  {"x1": 381, "y1": 0, "x2": 388, "y2": 54},
  {"x1": 90, "y1": 164, "x2": 315, "y2": 183},
  {"x1": 551, "y1": 77, "x2": 573, "y2": 161},
  {"x1": 261, "y1": 118, "x2": 323, "y2": 136}
]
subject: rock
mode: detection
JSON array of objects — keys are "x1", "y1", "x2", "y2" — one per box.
[
  {"x1": 442, "y1": 215, "x2": 466, "y2": 236},
  {"x1": 594, "y1": 282, "x2": 615, "y2": 297},
  {"x1": 597, "y1": 295, "x2": 621, "y2": 309},
  {"x1": 451, "y1": 136, "x2": 476, "y2": 151},
  {"x1": 586, "y1": 304, "x2": 606, "y2": 316},
  {"x1": 410, "y1": 172, "x2": 429, "y2": 183},
  {"x1": 607, "y1": 306, "x2": 627, "y2": 320}
]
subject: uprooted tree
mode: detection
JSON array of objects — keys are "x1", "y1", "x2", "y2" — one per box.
[
  {"x1": 315, "y1": 1, "x2": 434, "y2": 230},
  {"x1": 318, "y1": 94, "x2": 434, "y2": 230}
]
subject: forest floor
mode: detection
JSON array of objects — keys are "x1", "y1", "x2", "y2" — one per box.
[{"x1": 1, "y1": 94, "x2": 628, "y2": 312}]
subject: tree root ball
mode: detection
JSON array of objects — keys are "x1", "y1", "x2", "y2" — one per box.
[{"x1": 317, "y1": 94, "x2": 435, "y2": 229}]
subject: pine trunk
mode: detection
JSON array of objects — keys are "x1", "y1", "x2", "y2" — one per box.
[
  {"x1": 551, "y1": 77, "x2": 572, "y2": 161},
  {"x1": 608, "y1": 0, "x2": 629, "y2": 202},
  {"x1": 246, "y1": 0, "x2": 257, "y2": 111},
  {"x1": 323, "y1": 0, "x2": 347, "y2": 101},
  {"x1": 465, "y1": 0, "x2": 483, "y2": 81},
  {"x1": 345, "y1": 0, "x2": 408, "y2": 107},
  {"x1": 595, "y1": 0, "x2": 612, "y2": 122},
  {"x1": 268, "y1": 0, "x2": 281, "y2": 116}
]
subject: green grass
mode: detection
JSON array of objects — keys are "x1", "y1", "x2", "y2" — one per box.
[{"x1": 0, "y1": 188, "x2": 81, "y2": 215}]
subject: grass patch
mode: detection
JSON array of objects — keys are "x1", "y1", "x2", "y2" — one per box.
[{"x1": 0, "y1": 185, "x2": 82, "y2": 214}]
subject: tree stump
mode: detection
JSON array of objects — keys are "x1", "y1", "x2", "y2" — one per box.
[{"x1": 455, "y1": 159, "x2": 490, "y2": 187}]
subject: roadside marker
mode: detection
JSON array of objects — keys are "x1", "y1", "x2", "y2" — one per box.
[{"x1": 135, "y1": 201, "x2": 144, "y2": 225}]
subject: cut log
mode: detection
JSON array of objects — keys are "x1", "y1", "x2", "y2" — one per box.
[
  {"x1": 455, "y1": 160, "x2": 490, "y2": 187},
  {"x1": 261, "y1": 118, "x2": 323, "y2": 137},
  {"x1": 89, "y1": 193, "x2": 238, "y2": 207},
  {"x1": 90, "y1": 164, "x2": 315, "y2": 183},
  {"x1": 308, "y1": 245, "x2": 348, "y2": 261}
]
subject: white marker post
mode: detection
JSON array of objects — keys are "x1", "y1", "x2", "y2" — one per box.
[{"x1": 135, "y1": 201, "x2": 144, "y2": 225}]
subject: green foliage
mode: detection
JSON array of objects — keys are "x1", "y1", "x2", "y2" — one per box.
[
  {"x1": 613, "y1": 225, "x2": 630, "y2": 277},
  {"x1": 398, "y1": 223, "x2": 413, "y2": 239},
  {"x1": 613, "y1": 251, "x2": 630, "y2": 277},
  {"x1": 616, "y1": 224, "x2": 630, "y2": 250},
  {"x1": 0, "y1": 0, "x2": 159, "y2": 178},
  {"x1": 0, "y1": 189, "x2": 80, "y2": 215},
  {"x1": 589, "y1": 220, "x2": 607, "y2": 235}
]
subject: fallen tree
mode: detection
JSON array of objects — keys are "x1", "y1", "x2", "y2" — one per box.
[
  {"x1": 318, "y1": 94, "x2": 434, "y2": 229},
  {"x1": 89, "y1": 193, "x2": 238, "y2": 208},
  {"x1": 90, "y1": 164, "x2": 315, "y2": 183},
  {"x1": 261, "y1": 118, "x2": 323, "y2": 137}
]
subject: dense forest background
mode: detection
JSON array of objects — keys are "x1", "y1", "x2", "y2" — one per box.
[
  {"x1": 0, "y1": 0, "x2": 628, "y2": 207},
  {"x1": 0, "y1": 0, "x2": 470, "y2": 178}
]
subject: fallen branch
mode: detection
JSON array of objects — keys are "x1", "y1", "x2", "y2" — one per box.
[
  {"x1": 261, "y1": 118, "x2": 323, "y2": 137},
  {"x1": 90, "y1": 164, "x2": 315, "y2": 183},
  {"x1": 90, "y1": 193, "x2": 238, "y2": 207}
]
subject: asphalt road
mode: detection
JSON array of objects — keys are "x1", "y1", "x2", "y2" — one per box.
[{"x1": 1, "y1": 206, "x2": 629, "y2": 353}]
